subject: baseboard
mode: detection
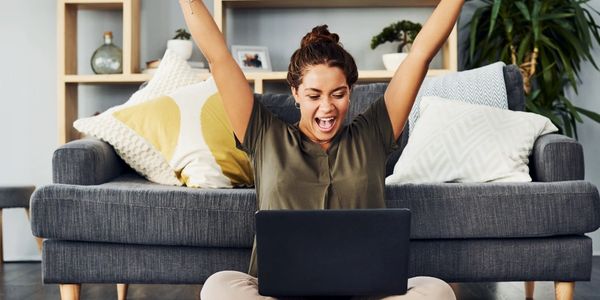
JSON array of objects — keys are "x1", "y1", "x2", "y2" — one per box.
[{"x1": 3, "y1": 255, "x2": 41, "y2": 262}]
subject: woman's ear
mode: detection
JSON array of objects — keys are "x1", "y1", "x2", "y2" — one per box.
[{"x1": 291, "y1": 87, "x2": 300, "y2": 102}]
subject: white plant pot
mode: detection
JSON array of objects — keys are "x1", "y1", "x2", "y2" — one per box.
[
  {"x1": 382, "y1": 53, "x2": 409, "y2": 71},
  {"x1": 167, "y1": 39, "x2": 193, "y2": 60}
]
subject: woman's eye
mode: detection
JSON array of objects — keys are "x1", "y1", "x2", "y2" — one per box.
[
  {"x1": 308, "y1": 95, "x2": 320, "y2": 100},
  {"x1": 333, "y1": 94, "x2": 345, "y2": 99}
]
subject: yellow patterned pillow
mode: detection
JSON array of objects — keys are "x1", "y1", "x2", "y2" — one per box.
[{"x1": 75, "y1": 77, "x2": 253, "y2": 188}]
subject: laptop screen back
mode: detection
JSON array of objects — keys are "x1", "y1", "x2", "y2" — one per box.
[{"x1": 256, "y1": 209, "x2": 411, "y2": 297}]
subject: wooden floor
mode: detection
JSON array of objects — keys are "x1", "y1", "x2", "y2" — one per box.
[{"x1": 1, "y1": 258, "x2": 599, "y2": 299}]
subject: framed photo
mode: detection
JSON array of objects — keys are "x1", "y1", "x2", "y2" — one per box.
[{"x1": 232, "y1": 45, "x2": 272, "y2": 72}]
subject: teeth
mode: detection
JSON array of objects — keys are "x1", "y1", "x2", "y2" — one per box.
[{"x1": 317, "y1": 117, "x2": 335, "y2": 130}]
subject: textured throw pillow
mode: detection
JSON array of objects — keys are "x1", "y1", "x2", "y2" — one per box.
[
  {"x1": 127, "y1": 49, "x2": 203, "y2": 106},
  {"x1": 386, "y1": 96, "x2": 558, "y2": 184},
  {"x1": 409, "y1": 62, "x2": 508, "y2": 135},
  {"x1": 74, "y1": 52, "x2": 254, "y2": 188}
]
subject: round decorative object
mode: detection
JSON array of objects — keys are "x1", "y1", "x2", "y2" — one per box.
[
  {"x1": 167, "y1": 39, "x2": 193, "y2": 60},
  {"x1": 382, "y1": 53, "x2": 409, "y2": 71},
  {"x1": 91, "y1": 31, "x2": 123, "y2": 74}
]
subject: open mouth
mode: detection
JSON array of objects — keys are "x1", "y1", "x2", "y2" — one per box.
[{"x1": 315, "y1": 117, "x2": 336, "y2": 133}]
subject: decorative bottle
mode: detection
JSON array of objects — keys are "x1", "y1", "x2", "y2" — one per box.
[{"x1": 91, "y1": 31, "x2": 123, "y2": 74}]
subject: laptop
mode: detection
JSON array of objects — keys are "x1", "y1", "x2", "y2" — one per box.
[{"x1": 255, "y1": 209, "x2": 411, "y2": 297}]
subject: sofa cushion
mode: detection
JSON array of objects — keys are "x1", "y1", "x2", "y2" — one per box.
[
  {"x1": 31, "y1": 174, "x2": 600, "y2": 246},
  {"x1": 32, "y1": 173, "x2": 257, "y2": 248},
  {"x1": 386, "y1": 181, "x2": 600, "y2": 239},
  {"x1": 41, "y1": 236, "x2": 592, "y2": 284}
]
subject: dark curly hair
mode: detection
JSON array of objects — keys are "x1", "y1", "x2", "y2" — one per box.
[{"x1": 287, "y1": 25, "x2": 358, "y2": 90}]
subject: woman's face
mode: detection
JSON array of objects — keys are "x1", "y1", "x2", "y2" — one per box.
[{"x1": 292, "y1": 64, "x2": 350, "y2": 144}]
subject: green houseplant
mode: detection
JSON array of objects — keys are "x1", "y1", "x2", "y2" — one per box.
[
  {"x1": 371, "y1": 20, "x2": 422, "y2": 71},
  {"x1": 172, "y1": 28, "x2": 191, "y2": 40},
  {"x1": 465, "y1": 0, "x2": 600, "y2": 138},
  {"x1": 168, "y1": 28, "x2": 193, "y2": 60}
]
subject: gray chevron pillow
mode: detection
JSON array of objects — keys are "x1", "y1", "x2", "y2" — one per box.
[
  {"x1": 409, "y1": 62, "x2": 508, "y2": 135},
  {"x1": 386, "y1": 96, "x2": 558, "y2": 184}
]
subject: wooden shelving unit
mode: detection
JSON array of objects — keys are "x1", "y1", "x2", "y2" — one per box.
[
  {"x1": 57, "y1": 0, "x2": 457, "y2": 144},
  {"x1": 213, "y1": 0, "x2": 458, "y2": 73},
  {"x1": 57, "y1": 0, "x2": 140, "y2": 143}
]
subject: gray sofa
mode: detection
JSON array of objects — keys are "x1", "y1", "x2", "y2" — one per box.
[{"x1": 31, "y1": 65, "x2": 600, "y2": 291}]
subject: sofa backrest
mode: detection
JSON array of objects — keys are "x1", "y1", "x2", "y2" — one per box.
[{"x1": 257, "y1": 64, "x2": 524, "y2": 176}]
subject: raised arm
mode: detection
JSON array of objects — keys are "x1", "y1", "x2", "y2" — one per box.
[
  {"x1": 384, "y1": 0, "x2": 464, "y2": 139},
  {"x1": 179, "y1": 0, "x2": 253, "y2": 141}
]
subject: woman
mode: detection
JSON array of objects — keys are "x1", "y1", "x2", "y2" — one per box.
[{"x1": 179, "y1": 0, "x2": 464, "y2": 299}]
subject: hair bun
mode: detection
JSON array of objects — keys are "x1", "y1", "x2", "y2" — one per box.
[{"x1": 301, "y1": 25, "x2": 340, "y2": 48}]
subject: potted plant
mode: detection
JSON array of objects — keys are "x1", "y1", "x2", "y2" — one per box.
[
  {"x1": 167, "y1": 28, "x2": 193, "y2": 60},
  {"x1": 466, "y1": 0, "x2": 600, "y2": 138},
  {"x1": 371, "y1": 20, "x2": 422, "y2": 71}
]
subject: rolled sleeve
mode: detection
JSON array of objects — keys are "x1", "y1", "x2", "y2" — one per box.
[
  {"x1": 235, "y1": 98, "x2": 274, "y2": 155},
  {"x1": 352, "y1": 96, "x2": 400, "y2": 155}
]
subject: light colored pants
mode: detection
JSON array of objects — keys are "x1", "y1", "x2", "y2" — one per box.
[{"x1": 200, "y1": 271, "x2": 456, "y2": 300}]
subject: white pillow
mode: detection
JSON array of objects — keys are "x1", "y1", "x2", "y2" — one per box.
[
  {"x1": 74, "y1": 50, "x2": 203, "y2": 185},
  {"x1": 127, "y1": 49, "x2": 203, "y2": 106},
  {"x1": 386, "y1": 96, "x2": 558, "y2": 184},
  {"x1": 74, "y1": 51, "x2": 254, "y2": 188}
]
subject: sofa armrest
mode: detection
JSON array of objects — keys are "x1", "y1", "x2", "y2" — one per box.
[
  {"x1": 52, "y1": 138, "x2": 129, "y2": 185},
  {"x1": 530, "y1": 133, "x2": 584, "y2": 182}
]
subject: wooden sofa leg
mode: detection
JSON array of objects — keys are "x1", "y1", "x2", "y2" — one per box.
[
  {"x1": 117, "y1": 283, "x2": 129, "y2": 300},
  {"x1": 554, "y1": 281, "x2": 575, "y2": 300},
  {"x1": 59, "y1": 284, "x2": 81, "y2": 300},
  {"x1": 525, "y1": 281, "x2": 535, "y2": 299}
]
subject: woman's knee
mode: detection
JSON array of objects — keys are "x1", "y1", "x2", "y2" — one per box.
[
  {"x1": 204, "y1": 270, "x2": 247, "y2": 285},
  {"x1": 407, "y1": 276, "x2": 456, "y2": 300},
  {"x1": 201, "y1": 271, "x2": 255, "y2": 300}
]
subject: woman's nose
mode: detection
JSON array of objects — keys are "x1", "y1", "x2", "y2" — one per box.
[{"x1": 319, "y1": 98, "x2": 335, "y2": 112}]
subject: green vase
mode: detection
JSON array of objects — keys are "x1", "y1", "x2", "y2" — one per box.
[{"x1": 91, "y1": 31, "x2": 123, "y2": 74}]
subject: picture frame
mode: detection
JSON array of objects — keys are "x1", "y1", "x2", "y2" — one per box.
[{"x1": 231, "y1": 45, "x2": 272, "y2": 72}]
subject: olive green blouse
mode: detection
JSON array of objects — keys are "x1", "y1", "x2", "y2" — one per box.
[{"x1": 236, "y1": 96, "x2": 399, "y2": 277}]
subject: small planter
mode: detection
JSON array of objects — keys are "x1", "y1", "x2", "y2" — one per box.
[
  {"x1": 371, "y1": 20, "x2": 422, "y2": 72},
  {"x1": 382, "y1": 53, "x2": 408, "y2": 71},
  {"x1": 167, "y1": 39, "x2": 193, "y2": 60}
]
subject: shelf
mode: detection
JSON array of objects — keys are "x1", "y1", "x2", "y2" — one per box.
[
  {"x1": 64, "y1": 74, "x2": 150, "y2": 83},
  {"x1": 62, "y1": 69, "x2": 452, "y2": 84},
  {"x1": 64, "y1": 0, "x2": 124, "y2": 10},
  {"x1": 242, "y1": 69, "x2": 452, "y2": 81},
  {"x1": 222, "y1": 0, "x2": 441, "y2": 8}
]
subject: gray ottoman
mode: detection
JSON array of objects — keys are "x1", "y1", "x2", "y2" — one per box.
[{"x1": 0, "y1": 186, "x2": 41, "y2": 263}]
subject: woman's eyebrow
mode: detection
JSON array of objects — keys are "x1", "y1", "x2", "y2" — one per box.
[
  {"x1": 304, "y1": 86, "x2": 348, "y2": 93},
  {"x1": 304, "y1": 88, "x2": 322, "y2": 92},
  {"x1": 331, "y1": 86, "x2": 348, "y2": 92}
]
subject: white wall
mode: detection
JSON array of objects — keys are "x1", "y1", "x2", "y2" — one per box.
[
  {"x1": 1, "y1": 1, "x2": 57, "y2": 261},
  {"x1": 1, "y1": 0, "x2": 599, "y2": 260}
]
